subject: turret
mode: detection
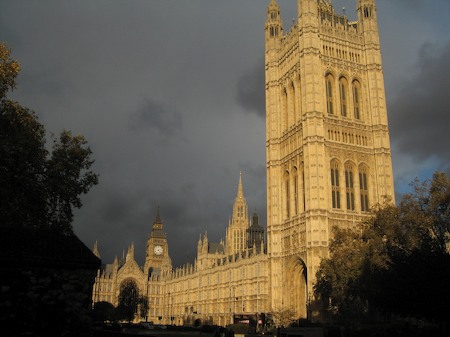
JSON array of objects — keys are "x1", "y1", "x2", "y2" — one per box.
[
  {"x1": 265, "y1": 0, "x2": 282, "y2": 46},
  {"x1": 357, "y1": 0, "x2": 380, "y2": 45},
  {"x1": 297, "y1": 0, "x2": 319, "y2": 27}
]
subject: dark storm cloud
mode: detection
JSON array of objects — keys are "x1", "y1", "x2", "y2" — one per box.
[
  {"x1": 2, "y1": 0, "x2": 450, "y2": 268},
  {"x1": 235, "y1": 58, "x2": 265, "y2": 118},
  {"x1": 129, "y1": 97, "x2": 182, "y2": 136},
  {"x1": 389, "y1": 40, "x2": 450, "y2": 168}
]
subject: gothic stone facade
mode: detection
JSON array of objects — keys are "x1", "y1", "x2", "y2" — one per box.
[
  {"x1": 93, "y1": 174, "x2": 268, "y2": 326},
  {"x1": 93, "y1": 0, "x2": 395, "y2": 325}
]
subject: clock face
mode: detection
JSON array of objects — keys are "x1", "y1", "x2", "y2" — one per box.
[{"x1": 154, "y1": 245, "x2": 163, "y2": 255}]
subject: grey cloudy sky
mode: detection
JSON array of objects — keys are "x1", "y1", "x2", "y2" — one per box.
[{"x1": 2, "y1": 0, "x2": 450, "y2": 268}]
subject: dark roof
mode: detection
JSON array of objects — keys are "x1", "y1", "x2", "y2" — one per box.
[
  {"x1": 208, "y1": 242, "x2": 224, "y2": 254},
  {"x1": 0, "y1": 227, "x2": 101, "y2": 270}
]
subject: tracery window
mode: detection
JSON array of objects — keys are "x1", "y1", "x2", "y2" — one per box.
[
  {"x1": 352, "y1": 80, "x2": 362, "y2": 119},
  {"x1": 326, "y1": 74, "x2": 334, "y2": 115},
  {"x1": 359, "y1": 166, "x2": 370, "y2": 212},
  {"x1": 339, "y1": 77, "x2": 348, "y2": 117},
  {"x1": 345, "y1": 163, "x2": 355, "y2": 210},
  {"x1": 330, "y1": 161, "x2": 341, "y2": 209}
]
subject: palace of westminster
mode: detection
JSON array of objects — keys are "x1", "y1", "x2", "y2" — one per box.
[{"x1": 92, "y1": 0, "x2": 395, "y2": 326}]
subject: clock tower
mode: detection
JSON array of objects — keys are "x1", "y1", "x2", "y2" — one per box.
[{"x1": 144, "y1": 206, "x2": 170, "y2": 275}]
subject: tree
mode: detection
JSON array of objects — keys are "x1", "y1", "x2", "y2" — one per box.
[
  {"x1": 270, "y1": 307, "x2": 297, "y2": 328},
  {"x1": 0, "y1": 42, "x2": 20, "y2": 98},
  {"x1": 138, "y1": 296, "x2": 149, "y2": 321},
  {"x1": 92, "y1": 301, "x2": 116, "y2": 323},
  {"x1": 0, "y1": 43, "x2": 98, "y2": 234},
  {"x1": 315, "y1": 172, "x2": 450, "y2": 327},
  {"x1": 117, "y1": 280, "x2": 140, "y2": 322},
  {"x1": 314, "y1": 227, "x2": 371, "y2": 325}
]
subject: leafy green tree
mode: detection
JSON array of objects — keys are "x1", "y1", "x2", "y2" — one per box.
[{"x1": 0, "y1": 43, "x2": 98, "y2": 234}]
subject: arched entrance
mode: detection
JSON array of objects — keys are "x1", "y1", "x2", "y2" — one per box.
[{"x1": 283, "y1": 256, "x2": 307, "y2": 319}]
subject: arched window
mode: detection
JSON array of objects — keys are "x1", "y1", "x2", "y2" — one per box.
[
  {"x1": 282, "y1": 88, "x2": 288, "y2": 131},
  {"x1": 359, "y1": 165, "x2": 369, "y2": 212},
  {"x1": 285, "y1": 171, "x2": 290, "y2": 218},
  {"x1": 297, "y1": 75, "x2": 302, "y2": 121},
  {"x1": 330, "y1": 161, "x2": 341, "y2": 209},
  {"x1": 345, "y1": 163, "x2": 355, "y2": 210},
  {"x1": 293, "y1": 167, "x2": 298, "y2": 216},
  {"x1": 325, "y1": 74, "x2": 335, "y2": 115},
  {"x1": 352, "y1": 80, "x2": 362, "y2": 119},
  {"x1": 301, "y1": 163, "x2": 306, "y2": 212},
  {"x1": 339, "y1": 77, "x2": 348, "y2": 117},
  {"x1": 289, "y1": 81, "x2": 296, "y2": 127}
]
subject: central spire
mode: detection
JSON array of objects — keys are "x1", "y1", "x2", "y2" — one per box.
[{"x1": 237, "y1": 171, "x2": 244, "y2": 200}]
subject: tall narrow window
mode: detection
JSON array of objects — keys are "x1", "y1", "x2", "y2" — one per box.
[
  {"x1": 353, "y1": 80, "x2": 361, "y2": 119},
  {"x1": 293, "y1": 167, "x2": 298, "y2": 216},
  {"x1": 345, "y1": 163, "x2": 355, "y2": 210},
  {"x1": 286, "y1": 179, "x2": 290, "y2": 218},
  {"x1": 359, "y1": 166, "x2": 369, "y2": 212},
  {"x1": 285, "y1": 172, "x2": 290, "y2": 219},
  {"x1": 331, "y1": 161, "x2": 341, "y2": 209},
  {"x1": 339, "y1": 78, "x2": 348, "y2": 117},
  {"x1": 297, "y1": 76, "x2": 302, "y2": 121},
  {"x1": 289, "y1": 82, "x2": 295, "y2": 128},
  {"x1": 326, "y1": 74, "x2": 334, "y2": 115},
  {"x1": 282, "y1": 88, "x2": 288, "y2": 131},
  {"x1": 302, "y1": 167, "x2": 306, "y2": 212}
]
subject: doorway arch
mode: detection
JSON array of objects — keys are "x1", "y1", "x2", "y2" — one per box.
[{"x1": 283, "y1": 256, "x2": 307, "y2": 319}]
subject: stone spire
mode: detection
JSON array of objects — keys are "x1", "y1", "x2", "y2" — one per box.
[
  {"x1": 154, "y1": 205, "x2": 162, "y2": 224},
  {"x1": 226, "y1": 172, "x2": 250, "y2": 255},
  {"x1": 237, "y1": 171, "x2": 244, "y2": 200}
]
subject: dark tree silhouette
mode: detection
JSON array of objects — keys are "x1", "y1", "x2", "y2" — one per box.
[
  {"x1": 138, "y1": 296, "x2": 149, "y2": 321},
  {"x1": 315, "y1": 172, "x2": 450, "y2": 332},
  {"x1": 117, "y1": 279, "x2": 139, "y2": 322},
  {"x1": 0, "y1": 43, "x2": 98, "y2": 235},
  {"x1": 92, "y1": 301, "x2": 115, "y2": 323}
]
